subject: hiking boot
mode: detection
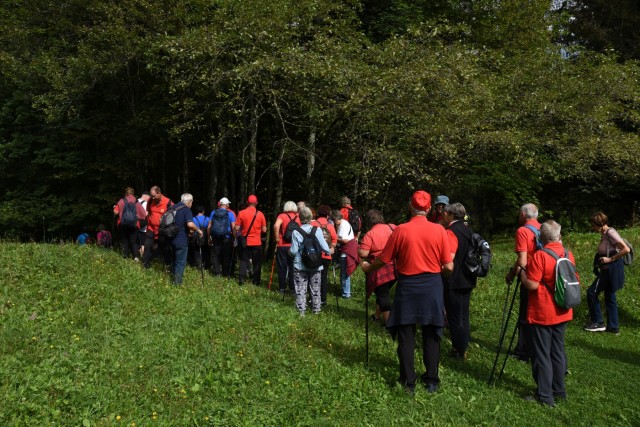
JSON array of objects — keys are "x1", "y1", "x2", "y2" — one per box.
[
  {"x1": 584, "y1": 322, "x2": 605, "y2": 332},
  {"x1": 605, "y1": 328, "x2": 620, "y2": 335}
]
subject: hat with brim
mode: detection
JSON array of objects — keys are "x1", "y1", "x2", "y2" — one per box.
[
  {"x1": 219, "y1": 197, "x2": 231, "y2": 205},
  {"x1": 434, "y1": 195, "x2": 449, "y2": 206}
]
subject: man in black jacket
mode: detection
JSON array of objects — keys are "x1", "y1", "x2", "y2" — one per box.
[{"x1": 443, "y1": 203, "x2": 477, "y2": 360}]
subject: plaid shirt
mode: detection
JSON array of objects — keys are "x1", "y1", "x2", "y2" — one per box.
[{"x1": 366, "y1": 259, "x2": 396, "y2": 297}]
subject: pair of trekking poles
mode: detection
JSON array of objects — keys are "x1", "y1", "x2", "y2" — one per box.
[{"x1": 488, "y1": 275, "x2": 522, "y2": 385}]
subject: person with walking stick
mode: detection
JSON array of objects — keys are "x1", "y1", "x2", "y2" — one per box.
[
  {"x1": 362, "y1": 191, "x2": 453, "y2": 394},
  {"x1": 505, "y1": 203, "x2": 542, "y2": 363}
]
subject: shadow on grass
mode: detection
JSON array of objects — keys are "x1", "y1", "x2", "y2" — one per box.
[{"x1": 571, "y1": 336, "x2": 640, "y2": 367}]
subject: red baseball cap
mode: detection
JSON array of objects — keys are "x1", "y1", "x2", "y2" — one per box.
[
  {"x1": 411, "y1": 190, "x2": 431, "y2": 211},
  {"x1": 247, "y1": 195, "x2": 258, "y2": 204}
]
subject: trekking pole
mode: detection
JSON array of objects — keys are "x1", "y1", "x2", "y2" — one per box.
[
  {"x1": 268, "y1": 247, "x2": 277, "y2": 290},
  {"x1": 283, "y1": 266, "x2": 289, "y2": 303},
  {"x1": 365, "y1": 283, "x2": 369, "y2": 367},
  {"x1": 488, "y1": 276, "x2": 520, "y2": 385},
  {"x1": 199, "y1": 246, "x2": 205, "y2": 289},
  {"x1": 332, "y1": 262, "x2": 340, "y2": 312},
  {"x1": 497, "y1": 312, "x2": 521, "y2": 382}
]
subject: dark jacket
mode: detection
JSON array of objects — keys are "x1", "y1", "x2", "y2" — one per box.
[{"x1": 446, "y1": 220, "x2": 477, "y2": 291}]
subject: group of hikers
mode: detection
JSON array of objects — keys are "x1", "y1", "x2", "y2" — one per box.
[{"x1": 78, "y1": 186, "x2": 631, "y2": 404}]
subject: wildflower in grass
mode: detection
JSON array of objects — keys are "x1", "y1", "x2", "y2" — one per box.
[{"x1": 116, "y1": 415, "x2": 121, "y2": 421}]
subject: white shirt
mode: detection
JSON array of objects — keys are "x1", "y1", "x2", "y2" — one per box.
[{"x1": 337, "y1": 221, "x2": 354, "y2": 242}]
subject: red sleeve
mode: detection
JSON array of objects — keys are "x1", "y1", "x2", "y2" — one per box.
[
  {"x1": 327, "y1": 224, "x2": 337, "y2": 245},
  {"x1": 527, "y1": 251, "x2": 545, "y2": 283},
  {"x1": 360, "y1": 231, "x2": 373, "y2": 251},
  {"x1": 378, "y1": 230, "x2": 398, "y2": 264},
  {"x1": 515, "y1": 227, "x2": 531, "y2": 253},
  {"x1": 446, "y1": 229, "x2": 458, "y2": 254},
  {"x1": 440, "y1": 228, "x2": 453, "y2": 264}
]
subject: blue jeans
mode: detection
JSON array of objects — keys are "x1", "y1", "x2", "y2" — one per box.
[
  {"x1": 587, "y1": 276, "x2": 619, "y2": 330},
  {"x1": 172, "y1": 244, "x2": 189, "y2": 285},
  {"x1": 340, "y1": 253, "x2": 351, "y2": 297}
]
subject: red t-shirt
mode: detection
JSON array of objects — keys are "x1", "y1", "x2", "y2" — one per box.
[
  {"x1": 312, "y1": 217, "x2": 337, "y2": 260},
  {"x1": 146, "y1": 195, "x2": 172, "y2": 236},
  {"x1": 378, "y1": 216, "x2": 452, "y2": 275},
  {"x1": 277, "y1": 212, "x2": 300, "y2": 248},
  {"x1": 360, "y1": 223, "x2": 396, "y2": 258},
  {"x1": 236, "y1": 206, "x2": 266, "y2": 246},
  {"x1": 446, "y1": 229, "x2": 459, "y2": 255},
  {"x1": 515, "y1": 219, "x2": 541, "y2": 262},
  {"x1": 114, "y1": 195, "x2": 147, "y2": 227},
  {"x1": 526, "y1": 241, "x2": 575, "y2": 325}
]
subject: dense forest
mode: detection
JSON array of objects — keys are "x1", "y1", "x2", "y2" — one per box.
[{"x1": 1, "y1": 0, "x2": 639, "y2": 239}]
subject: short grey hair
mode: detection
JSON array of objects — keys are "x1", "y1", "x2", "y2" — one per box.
[
  {"x1": 410, "y1": 205, "x2": 427, "y2": 216},
  {"x1": 181, "y1": 193, "x2": 194, "y2": 204},
  {"x1": 444, "y1": 203, "x2": 466, "y2": 220},
  {"x1": 520, "y1": 203, "x2": 538, "y2": 219},
  {"x1": 283, "y1": 201, "x2": 297, "y2": 213},
  {"x1": 299, "y1": 207, "x2": 313, "y2": 224},
  {"x1": 540, "y1": 220, "x2": 561, "y2": 244}
]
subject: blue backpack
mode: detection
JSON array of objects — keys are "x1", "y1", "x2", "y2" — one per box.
[
  {"x1": 524, "y1": 224, "x2": 543, "y2": 251},
  {"x1": 210, "y1": 208, "x2": 230, "y2": 238},
  {"x1": 120, "y1": 198, "x2": 138, "y2": 229}
]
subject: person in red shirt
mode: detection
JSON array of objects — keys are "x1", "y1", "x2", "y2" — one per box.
[
  {"x1": 362, "y1": 191, "x2": 453, "y2": 394},
  {"x1": 142, "y1": 186, "x2": 173, "y2": 269},
  {"x1": 505, "y1": 203, "x2": 541, "y2": 362},
  {"x1": 113, "y1": 187, "x2": 148, "y2": 261},
  {"x1": 358, "y1": 209, "x2": 396, "y2": 324},
  {"x1": 273, "y1": 201, "x2": 300, "y2": 293},
  {"x1": 427, "y1": 195, "x2": 449, "y2": 225},
  {"x1": 523, "y1": 220, "x2": 575, "y2": 407},
  {"x1": 235, "y1": 195, "x2": 267, "y2": 286},
  {"x1": 311, "y1": 205, "x2": 337, "y2": 305}
]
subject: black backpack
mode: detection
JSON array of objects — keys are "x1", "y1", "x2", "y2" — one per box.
[
  {"x1": 283, "y1": 214, "x2": 301, "y2": 243},
  {"x1": 347, "y1": 208, "x2": 362, "y2": 234},
  {"x1": 159, "y1": 205, "x2": 186, "y2": 239},
  {"x1": 120, "y1": 198, "x2": 138, "y2": 229},
  {"x1": 210, "y1": 208, "x2": 230, "y2": 238},
  {"x1": 541, "y1": 248, "x2": 581, "y2": 309},
  {"x1": 299, "y1": 226, "x2": 323, "y2": 269},
  {"x1": 463, "y1": 232, "x2": 492, "y2": 277}
]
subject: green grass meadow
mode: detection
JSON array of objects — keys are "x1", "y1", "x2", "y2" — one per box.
[{"x1": 1, "y1": 229, "x2": 639, "y2": 426}]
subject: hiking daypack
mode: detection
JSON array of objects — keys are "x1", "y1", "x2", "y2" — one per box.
[
  {"x1": 524, "y1": 224, "x2": 543, "y2": 251},
  {"x1": 192, "y1": 216, "x2": 208, "y2": 247},
  {"x1": 210, "y1": 208, "x2": 230, "y2": 238},
  {"x1": 541, "y1": 248, "x2": 581, "y2": 309},
  {"x1": 606, "y1": 230, "x2": 634, "y2": 266},
  {"x1": 99, "y1": 231, "x2": 112, "y2": 248},
  {"x1": 320, "y1": 224, "x2": 332, "y2": 247},
  {"x1": 283, "y1": 214, "x2": 301, "y2": 243},
  {"x1": 347, "y1": 208, "x2": 362, "y2": 234},
  {"x1": 121, "y1": 198, "x2": 138, "y2": 228},
  {"x1": 299, "y1": 226, "x2": 323, "y2": 269},
  {"x1": 159, "y1": 205, "x2": 187, "y2": 239},
  {"x1": 463, "y1": 232, "x2": 492, "y2": 278}
]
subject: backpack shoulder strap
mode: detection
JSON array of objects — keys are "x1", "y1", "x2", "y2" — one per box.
[
  {"x1": 541, "y1": 247, "x2": 559, "y2": 260},
  {"x1": 524, "y1": 223, "x2": 540, "y2": 237}
]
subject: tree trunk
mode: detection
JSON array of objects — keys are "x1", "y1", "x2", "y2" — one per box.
[
  {"x1": 248, "y1": 98, "x2": 258, "y2": 195},
  {"x1": 275, "y1": 139, "x2": 285, "y2": 216},
  {"x1": 209, "y1": 146, "x2": 217, "y2": 211},
  {"x1": 182, "y1": 142, "x2": 189, "y2": 193},
  {"x1": 306, "y1": 127, "x2": 316, "y2": 202}
]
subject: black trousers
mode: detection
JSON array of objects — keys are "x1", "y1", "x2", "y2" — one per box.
[
  {"x1": 276, "y1": 247, "x2": 295, "y2": 291},
  {"x1": 119, "y1": 225, "x2": 139, "y2": 259},
  {"x1": 211, "y1": 237, "x2": 233, "y2": 276},
  {"x1": 526, "y1": 323, "x2": 567, "y2": 405},
  {"x1": 396, "y1": 324, "x2": 441, "y2": 386},
  {"x1": 239, "y1": 245, "x2": 262, "y2": 285},
  {"x1": 320, "y1": 258, "x2": 330, "y2": 303},
  {"x1": 142, "y1": 231, "x2": 171, "y2": 269},
  {"x1": 444, "y1": 287, "x2": 472, "y2": 354}
]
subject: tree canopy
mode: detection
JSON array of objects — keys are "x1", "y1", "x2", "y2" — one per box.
[{"x1": 1, "y1": 0, "x2": 639, "y2": 239}]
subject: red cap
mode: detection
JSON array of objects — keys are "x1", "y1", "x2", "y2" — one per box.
[
  {"x1": 247, "y1": 195, "x2": 258, "y2": 204},
  {"x1": 411, "y1": 191, "x2": 431, "y2": 211}
]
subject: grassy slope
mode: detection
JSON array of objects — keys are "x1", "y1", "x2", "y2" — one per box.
[{"x1": 1, "y1": 229, "x2": 639, "y2": 426}]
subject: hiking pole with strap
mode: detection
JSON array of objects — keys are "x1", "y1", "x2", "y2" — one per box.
[
  {"x1": 268, "y1": 247, "x2": 277, "y2": 290},
  {"x1": 488, "y1": 275, "x2": 520, "y2": 385},
  {"x1": 365, "y1": 283, "x2": 369, "y2": 367},
  {"x1": 497, "y1": 306, "x2": 522, "y2": 383},
  {"x1": 332, "y1": 262, "x2": 340, "y2": 312},
  {"x1": 199, "y1": 245, "x2": 205, "y2": 289}
]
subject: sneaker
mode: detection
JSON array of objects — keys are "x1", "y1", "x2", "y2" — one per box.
[
  {"x1": 341, "y1": 295, "x2": 351, "y2": 299},
  {"x1": 605, "y1": 328, "x2": 620, "y2": 335},
  {"x1": 584, "y1": 322, "x2": 606, "y2": 332}
]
